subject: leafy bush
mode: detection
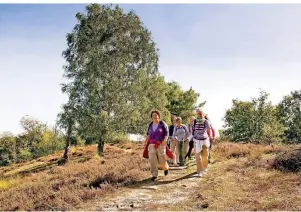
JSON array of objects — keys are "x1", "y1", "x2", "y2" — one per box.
[
  {"x1": 107, "y1": 132, "x2": 130, "y2": 144},
  {"x1": 223, "y1": 90, "x2": 285, "y2": 144},
  {"x1": 18, "y1": 149, "x2": 32, "y2": 162},
  {"x1": 34, "y1": 130, "x2": 65, "y2": 157},
  {"x1": 0, "y1": 132, "x2": 17, "y2": 165},
  {"x1": 0, "y1": 117, "x2": 67, "y2": 166}
]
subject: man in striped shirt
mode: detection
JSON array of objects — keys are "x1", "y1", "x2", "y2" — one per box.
[{"x1": 193, "y1": 108, "x2": 212, "y2": 177}]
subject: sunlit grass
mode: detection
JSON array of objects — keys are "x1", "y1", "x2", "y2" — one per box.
[{"x1": 0, "y1": 180, "x2": 9, "y2": 190}]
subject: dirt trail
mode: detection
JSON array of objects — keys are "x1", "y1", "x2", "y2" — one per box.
[{"x1": 83, "y1": 160, "x2": 207, "y2": 211}]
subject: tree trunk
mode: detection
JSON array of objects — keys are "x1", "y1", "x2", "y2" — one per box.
[
  {"x1": 97, "y1": 138, "x2": 105, "y2": 156},
  {"x1": 62, "y1": 122, "x2": 72, "y2": 160},
  {"x1": 63, "y1": 140, "x2": 70, "y2": 160}
]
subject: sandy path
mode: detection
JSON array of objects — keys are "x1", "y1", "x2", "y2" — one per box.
[{"x1": 84, "y1": 160, "x2": 208, "y2": 211}]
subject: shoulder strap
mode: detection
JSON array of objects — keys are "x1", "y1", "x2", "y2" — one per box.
[
  {"x1": 160, "y1": 121, "x2": 167, "y2": 135},
  {"x1": 192, "y1": 119, "x2": 197, "y2": 135},
  {"x1": 183, "y1": 124, "x2": 189, "y2": 135},
  {"x1": 147, "y1": 122, "x2": 152, "y2": 135}
]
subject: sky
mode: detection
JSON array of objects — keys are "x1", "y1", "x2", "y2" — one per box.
[{"x1": 0, "y1": 4, "x2": 301, "y2": 135}]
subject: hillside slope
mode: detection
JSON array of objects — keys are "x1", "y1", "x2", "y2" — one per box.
[{"x1": 0, "y1": 142, "x2": 300, "y2": 211}]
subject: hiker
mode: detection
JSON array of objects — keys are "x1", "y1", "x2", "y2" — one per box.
[
  {"x1": 185, "y1": 116, "x2": 196, "y2": 160},
  {"x1": 168, "y1": 116, "x2": 177, "y2": 149},
  {"x1": 205, "y1": 114, "x2": 216, "y2": 164},
  {"x1": 173, "y1": 117, "x2": 189, "y2": 166},
  {"x1": 170, "y1": 116, "x2": 180, "y2": 165},
  {"x1": 193, "y1": 108, "x2": 212, "y2": 177},
  {"x1": 145, "y1": 110, "x2": 169, "y2": 181}
]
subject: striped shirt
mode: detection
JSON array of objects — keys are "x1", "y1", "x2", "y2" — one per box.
[{"x1": 193, "y1": 118, "x2": 211, "y2": 140}]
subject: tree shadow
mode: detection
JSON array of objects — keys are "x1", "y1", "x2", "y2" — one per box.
[
  {"x1": 3, "y1": 156, "x2": 92, "y2": 178},
  {"x1": 126, "y1": 171, "x2": 198, "y2": 190}
]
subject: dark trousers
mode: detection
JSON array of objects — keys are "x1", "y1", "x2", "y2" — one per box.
[
  {"x1": 185, "y1": 139, "x2": 194, "y2": 159},
  {"x1": 167, "y1": 137, "x2": 171, "y2": 149}
]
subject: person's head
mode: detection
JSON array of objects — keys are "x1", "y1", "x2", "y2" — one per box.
[
  {"x1": 151, "y1": 110, "x2": 160, "y2": 123},
  {"x1": 189, "y1": 116, "x2": 195, "y2": 123},
  {"x1": 173, "y1": 116, "x2": 177, "y2": 125},
  {"x1": 196, "y1": 108, "x2": 204, "y2": 119},
  {"x1": 176, "y1": 117, "x2": 182, "y2": 126}
]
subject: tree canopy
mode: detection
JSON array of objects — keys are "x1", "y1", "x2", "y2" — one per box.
[{"x1": 59, "y1": 4, "x2": 176, "y2": 155}]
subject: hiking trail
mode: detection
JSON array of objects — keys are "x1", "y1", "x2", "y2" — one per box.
[{"x1": 81, "y1": 160, "x2": 208, "y2": 211}]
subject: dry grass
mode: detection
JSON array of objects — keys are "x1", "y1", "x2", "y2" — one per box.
[
  {"x1": 177, "y1": 142, "x2": 301, "y2": 211},
  {"x1": 213, "y1": 142, "x2": 286, "y2": 160},
  {"x1": 0, "y1": 143, "x2": 149, "y2": 211},
  {"x1": 1, "y1": 141, "x2": 300, "y2": 211}
]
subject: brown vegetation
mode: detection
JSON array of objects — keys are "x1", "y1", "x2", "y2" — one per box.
[
  {"x1": 178, "y1": 142, "x2": 301, "y2": 211},
  {"x1": 1, "y1": 141, "x2": 300, "y2": 211},
  {"x1": 0, "y1": 143, "x2": 148, "y2": 211},
  {"x1": 273, "y1": 148, "x2": 301, "y2": 172}
]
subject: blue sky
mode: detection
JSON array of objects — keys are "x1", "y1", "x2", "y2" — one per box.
[{"x1": 1, "y1": 4, "x2": 301, "y2": 135}]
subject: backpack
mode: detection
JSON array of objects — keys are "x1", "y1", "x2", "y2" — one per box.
[
  {"x1": 147, "y1": 121, "x2": 167, "y2": 136},
  {"x1": 192, "y1": 119, "x2": 206, "y2": 136},
  {"x1": 175, "y1": 124, "x2": 189, "y2": 136}
]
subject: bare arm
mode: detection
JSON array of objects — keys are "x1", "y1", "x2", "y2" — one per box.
[
  {"x1": 162, "y1": 136, "x2": 168, "y2": 146},
  {"x1": 205, "y1": 120, "x2": 212, "y2": 139},
  {"x1": 207, "y1": 128, "x2": 211, "y2": 138}
]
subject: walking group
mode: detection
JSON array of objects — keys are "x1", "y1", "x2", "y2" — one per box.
[{"x1": 143, "y1": 108, "x2": 216, "y2": 181}]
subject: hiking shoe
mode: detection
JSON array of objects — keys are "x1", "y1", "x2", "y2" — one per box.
[
  {"x1": 151, "y1": 176, "x2": 157, "y2": 181},
  {"x1": 164, "y1": 170, "x2": 169, "y2": 176},
  {"x1": 197, "y1": 172, "x2": 203, "y2": 177}
]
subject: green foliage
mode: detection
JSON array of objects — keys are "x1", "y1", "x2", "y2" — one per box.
[
  {"x1": 0, "y1": 132, "x2": 17, "y2": 166},
  {"x1": 223, "y1": 100, "x2": 254, "y2": 141},
  {"x1": 18, "y1": 149, "x2": 32, "y2": 162},
  {"x1": 223, "y1": 90, "x2": 285, "y2": 144},
  {"x1": 34, "y1": 130, "x2": 65, "y2": 156},
  {"x1": 0, "y1": 117, "x2": 67, "y2": 166},
  {"x1": 107, "y1": 132, "x2": 130, "y2": 144},
  {"x1": 60, "y1": 4, "x2": 171, "y2": 154},
  {"x1": 276, "y1": 90, "x2": 301, "y2": 143},
  {"x1": 165, "y1": 81, "x2": 199, "y2": 123},
  {"x1": 262, "y1": 119, "x2": 285, "y2": 144}
]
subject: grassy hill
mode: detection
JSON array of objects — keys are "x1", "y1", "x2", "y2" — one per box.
[{"x1": 0, "y1": 141, "x2": 300, "y2": 211}]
